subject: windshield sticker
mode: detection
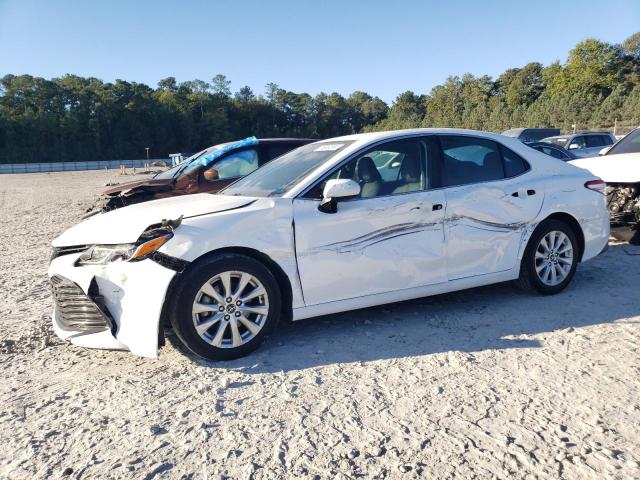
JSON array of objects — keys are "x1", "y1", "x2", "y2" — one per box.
[{"x1": 314, "y1": 144, "x2": 344, "y2": 152}]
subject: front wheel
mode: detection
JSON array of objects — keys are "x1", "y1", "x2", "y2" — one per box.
[
  {"x1": 169, "y1": 254, "x2": 281, "y2": 360},
  {"x1": 515, "y1": 219, "x2": 579, "y2": 294}
]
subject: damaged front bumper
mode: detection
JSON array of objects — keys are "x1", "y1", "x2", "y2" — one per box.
[{"x1": 48, "y1": 252, "x2": 178, "y2": 358}]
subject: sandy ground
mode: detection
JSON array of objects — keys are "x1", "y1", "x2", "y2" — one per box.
[{"x1": 0, "y1": 170, "x2": 639, "y2": 480}]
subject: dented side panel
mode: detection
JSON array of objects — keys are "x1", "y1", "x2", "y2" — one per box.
[
  {"x1": 443, "y1": 176, "x2": 545, "y2": 280},
  {"x1": 292, "y1": 191, "x2": 447, "y2": 305}
]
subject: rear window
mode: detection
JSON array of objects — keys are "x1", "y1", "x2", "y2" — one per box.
[
  {"x1": 607, "y1": 128, "x2": 640, "y2": 155},
  {"x1": 501, "y1": 146, "x2": 529, "y2": 177}
]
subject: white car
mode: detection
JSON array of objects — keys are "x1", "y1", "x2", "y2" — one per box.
[
  {"x1": 49, "y1": 129, "x2": 610, "y2": 360},
  {"x1": 569, "y1": 127, "x2": 640, "y2": 243}
]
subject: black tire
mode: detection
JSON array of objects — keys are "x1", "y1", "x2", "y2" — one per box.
[
  {"x1": 168, "y1": 253, "x2": 281, "y2": 360},
  {"x1": 515, "y1": 219, "x2": 579, "y2": 294}
]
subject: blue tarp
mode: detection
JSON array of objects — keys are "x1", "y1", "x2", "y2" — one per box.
[{"x1": 196, "y1": 136, "x2": 259, "y2": 167}]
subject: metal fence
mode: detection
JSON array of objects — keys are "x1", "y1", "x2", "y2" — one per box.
[{"x1": 0, "y1": 159, "x2": 166, "y2": 174}]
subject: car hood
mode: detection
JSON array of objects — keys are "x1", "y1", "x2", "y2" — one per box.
[
  {"x1": 53, "y1": 194, "x2": 258, "y2": 247},
  {"x1": 569, "y1": 152, "x2": 640, "y2": 183},
  {"x1": 101, "y1": 177, "x2": 174, "y2": 196}
]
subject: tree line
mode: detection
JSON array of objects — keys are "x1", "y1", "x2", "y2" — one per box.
[{"x1": 0, "y1": 33, "x2": 638, "y2": 164}]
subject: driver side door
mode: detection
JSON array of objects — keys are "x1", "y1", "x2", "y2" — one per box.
[{"x1": 292, "y1": 136, "x2": 447, "y2": 306}]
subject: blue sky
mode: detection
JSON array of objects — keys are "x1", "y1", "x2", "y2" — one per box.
[{"x1": 1, "y1": 0, "x2": 639, "y2": 103}]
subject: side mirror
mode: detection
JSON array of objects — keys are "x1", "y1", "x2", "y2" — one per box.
[
  {"x1": 203, "y1": 168, "x2": 219, "y2": 181},
  {"x1": 318, "y1": 179, "x2": 360, "y2": 214},
  {"x1": 568, "y1": 144, "x2": 580, "y2": 150},
  {"x1": 599, "y1": 146, "x2": 611, "y2": 156}
]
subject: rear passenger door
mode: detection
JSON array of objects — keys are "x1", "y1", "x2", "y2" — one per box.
[{"x1": 438, "y1": 135, "x2": 544, "y2": 280}]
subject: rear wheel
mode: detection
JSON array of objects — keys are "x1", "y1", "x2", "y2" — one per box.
[
  {"x1": 169, "y1": 254, "x2": 281, "y2": 360},
  {"x1": 515, "y1": 219, "x2": 579, "y2": 294}
]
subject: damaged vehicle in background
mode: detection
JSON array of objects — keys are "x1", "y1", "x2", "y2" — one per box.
[
  {"x1": 570, "y1": 127, "x2": 640, "y2": 244},
  {"x1": 49, "y1": 128, "x2": 610, "y2": 361},
  {"x1": 92, "y1": 137, "x2": 314, "y2": 213}
]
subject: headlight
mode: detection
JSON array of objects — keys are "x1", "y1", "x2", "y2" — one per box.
[{"x1": 76, "y1": 233, "x2": 173, "y2": 266}]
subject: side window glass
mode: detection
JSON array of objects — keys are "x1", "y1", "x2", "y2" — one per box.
[
  {"x1": 569, "y1": 136, "x2": 586, "y2": 149},
  {"x1": 541, "y1": 146, "x2": 562, "y2": 159},
  {"x1": 501, "y1": 145, "x2": 529, "y2": 177},
  {"x1": 304, "y1": 138, "x2": 428, "y2": 199},
  {"x1": 586, "y1": 136, "x2": 604, "y2": 148},
  {"x1": 603, "y1": 135, "x2": 614, "y2": 145},
  {"x1": 441, "y1": 136, "x2": 504, "y2": 187},
  {"x1": 266, "y1": 144, "x2": 296, "y2": 161},
  {"x1": 207, "y1": 149, "x2": 258, "y2": 180}
]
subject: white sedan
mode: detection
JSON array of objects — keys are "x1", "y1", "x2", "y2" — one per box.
[{"x1": 49, "y1": 129, "x2": 610, "y2": 360}]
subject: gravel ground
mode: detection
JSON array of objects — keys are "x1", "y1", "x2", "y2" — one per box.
[{"x1": 1, "y1": 170, "x2": 639, "y2": 480}]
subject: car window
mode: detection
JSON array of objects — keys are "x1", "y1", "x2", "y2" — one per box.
[
  {"x1": 265, "y1": 144, "x2": 297, "y2": 161},
  {"x1": 537, "y1": 145, "x2": 566, "y2": 159},
  {"x1": 586, "y1": 135, "x2": 605, "y2": 148},
  {"x1": 601, "y1": 135, "x2": 614, "y2": 146},
  {"x1": 607, "y1": 128, "x2": 640, "y2": 155},
  {"x1": 222, "y1": 142, "x2": 353, "y2": 197},
  {"x1": 501, "y1": 145, "x2": 529, "y2": 176},
  {"x1": 441, "y1": 136, "x2": 504, "y2": 187},
  {"x1": 209, "y1": 149, "x2": 258, "y2": 180},
  {"x1": 569, "y1": 136, "x2": 587, "y2": 149},
  {"x1": 304, "y1": 138, "x2": 429, "y2": 199}
]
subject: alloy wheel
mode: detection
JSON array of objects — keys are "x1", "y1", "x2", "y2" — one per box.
[
  {"x1": 535, "y1": 230, "x2": 574, "y2": 287},
  {"x1": 192, "y1": 271, "x2": 269, "y2": 348}
]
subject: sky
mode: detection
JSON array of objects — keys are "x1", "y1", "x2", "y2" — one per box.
[{"x1": 1, "y1": 0, "x2": 639, "y2": 103}]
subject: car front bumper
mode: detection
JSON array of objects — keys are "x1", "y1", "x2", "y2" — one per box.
[{"x1": 48, "y1": 252, "x2": 177, "y2": 358}]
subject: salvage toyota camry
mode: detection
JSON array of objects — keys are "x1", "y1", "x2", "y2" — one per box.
[{"x1": 49, "y1": 129, "x2": 610, "y2": 360}]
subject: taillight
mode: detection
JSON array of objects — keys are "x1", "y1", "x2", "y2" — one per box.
[{"x1": 585, "y1": 179, "x2": 606, "y2": 194}]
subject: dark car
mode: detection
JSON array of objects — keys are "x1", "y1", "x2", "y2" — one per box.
[
  {"x1": 501, "y1": 128, "x2": 560, "y2": 143},
  {"x1": 527, "y1": 142, "x2": 577, "y2": 161},
  {"x1": 97, "y1": 137, "x2": 314, "y2": 211}
]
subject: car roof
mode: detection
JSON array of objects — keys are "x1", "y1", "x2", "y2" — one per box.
[
  {"x1": 314, "y1": 128, "x2": 509, "y2": 145},
  {"x1": 546, "y1": 132, "x2": 611, "y2": 140}
]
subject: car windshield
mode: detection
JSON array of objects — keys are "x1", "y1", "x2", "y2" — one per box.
[
  {"x1": 607, "y1": 128, "x2": 640, "y2": 155},
  {"x1": 222, "y1": 141, "x2": 353, "y2": 197},
  {"x1": 154, "y1": 143, "x2": 235, "y2": 180}
]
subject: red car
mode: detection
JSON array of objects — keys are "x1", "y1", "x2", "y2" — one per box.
[{"x1": 98, "y1": 137, "x2": 314, "y2": 211}]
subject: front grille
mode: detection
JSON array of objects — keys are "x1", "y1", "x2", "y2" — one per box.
[
  {"x1": 50, "y1": 275, "x2": 113, "y2": 333},
  {"x1": 51, "y1": 245, "x2": 88, "y2": 261}
]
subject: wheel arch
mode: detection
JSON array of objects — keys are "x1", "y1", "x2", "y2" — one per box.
[
  {"x1": 541, "y1": 212, "x2": 585, "y2": 262},
  {"x1": 160, "y1": 246, "x2": 294, "y2": 328}
]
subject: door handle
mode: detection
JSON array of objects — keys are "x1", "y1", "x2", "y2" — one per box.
[{"x1": 511, "y1": 188, "x2": 535, "y2": 198}]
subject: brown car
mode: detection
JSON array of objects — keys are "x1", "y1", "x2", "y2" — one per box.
[{"x1": 97, "y1": 137, "x2": 314, "y2": 211}]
